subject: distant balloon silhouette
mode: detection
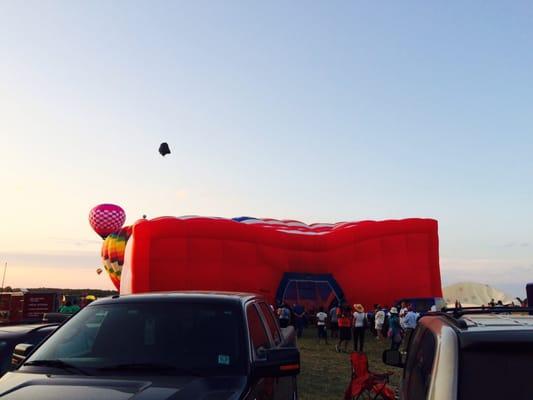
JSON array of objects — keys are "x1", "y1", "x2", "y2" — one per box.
[
  {"x1": 159, "y1": 142, "x2": 171, "y2": 156},
  {"x1": 89, "y1": 204, "x2": 126, "y2": 239}
]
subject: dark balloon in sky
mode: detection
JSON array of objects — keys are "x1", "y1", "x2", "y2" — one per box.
[{"x1": 159, "y1": 142, "x2": 171, "y2": 156}]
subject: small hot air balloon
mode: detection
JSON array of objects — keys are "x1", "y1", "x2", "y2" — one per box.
[
  {"x1": 96, "y1": 268, "x2": 103, "y2": 275},
  {"x1": 89, "y1": 204, "x2": 126, "y2": 239},
  {"x1": 159, "y1": 142, "x2": 171, "y2": 156},
  {"x1": 101, "y1": 226, "x2": 132, "y2": 290}
]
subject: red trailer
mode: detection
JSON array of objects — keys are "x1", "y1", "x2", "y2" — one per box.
[
  {"x1": 0, "y1": 292, "x2": 24, "y2": 324},
  {"x1": 0, "y1": 292, "x2": 60, "y2": 324}
]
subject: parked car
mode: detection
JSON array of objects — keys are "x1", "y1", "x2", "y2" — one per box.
[
  {"x1": 383, "y1": 307, "x2": 533, "y2": 400},
  {"x1": 0, "y1": 292, "x2": 300, "y2": 399},
  {"x1": 0, "y1": 323, "x2": 59, "y2": 375}
]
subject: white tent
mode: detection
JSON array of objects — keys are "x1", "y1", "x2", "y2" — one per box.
[{"x1": 443, "y1": 282, "x2": 516, "y2": 307}]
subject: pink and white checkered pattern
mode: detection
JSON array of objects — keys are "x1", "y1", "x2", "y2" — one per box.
[{"x1": 89, "y1": 204, "x2": 126, "y2": 237}]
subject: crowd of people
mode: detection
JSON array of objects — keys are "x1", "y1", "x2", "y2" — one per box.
[{"x1": 275, "y1": 301, "x2": 424, "y2": 353}]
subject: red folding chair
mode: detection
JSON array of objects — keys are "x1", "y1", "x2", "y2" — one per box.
[{"x1": 344, "y1": 352, "x2": 396, "y2": 400}]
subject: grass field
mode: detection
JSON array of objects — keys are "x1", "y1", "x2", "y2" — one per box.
[{"x1": 297, "y1": 328, "x2": 402, "y2": 400}]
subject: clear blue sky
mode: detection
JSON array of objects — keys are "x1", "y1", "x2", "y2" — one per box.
[{"x1": 0, "y1": 2, "x2": 532, "y2": 297}]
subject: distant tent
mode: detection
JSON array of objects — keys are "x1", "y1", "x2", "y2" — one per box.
[{"x1": 443, "y1": 282, "x2": 515, "y2": 307}]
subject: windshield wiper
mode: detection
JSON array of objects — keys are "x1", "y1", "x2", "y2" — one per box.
[
  {"x1": 97, "y1": 362, "x2": 205, "y2": 377},
  {"x1": 24, "y1": 359, "x2": 91, "y2": 376}
]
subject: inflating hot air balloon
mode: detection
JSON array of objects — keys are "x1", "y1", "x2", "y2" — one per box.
[
  {"x1": 89, "y1": 204, "x2": 126, "y2": 239},
  {"x1": 100, "y1": 226, "x2": 132, "y2": 290},
  {"x1": 109, "y1": 216, "x2": 442, "y2": 310}
]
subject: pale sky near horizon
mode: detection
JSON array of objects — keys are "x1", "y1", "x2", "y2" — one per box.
[{"x1": 0, "y1": 2, "x2": 532, "y2": 297}]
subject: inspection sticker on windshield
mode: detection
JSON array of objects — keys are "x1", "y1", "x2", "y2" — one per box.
[{"x1": 218, "y1": 354, "x2": 230, "y2": 365}]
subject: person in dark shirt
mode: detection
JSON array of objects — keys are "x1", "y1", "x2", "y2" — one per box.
[{"x1": 293, "y1": 303, "x2": 305, "y2": 338}]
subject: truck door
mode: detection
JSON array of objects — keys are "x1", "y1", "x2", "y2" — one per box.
[
  {"x1": 257, "y1": 302, "x2": 297, "y2": 400},
  {"x1": 246, "y1": 303, "x2": 275, "y2": 400}
]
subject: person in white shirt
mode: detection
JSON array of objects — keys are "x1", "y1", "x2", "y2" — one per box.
[
  {"x1": 399, "y1": 301, "x2": 408, "y2": 330},
  {"x1": 316, "y1": 307, "x2": 328, "y2": 344},
  {"x1": 374, "y1": 305, "x2": 385, "y2": 340},
  {"x1": 352, "y1": 304, "x2": 367, "y2": 352}
]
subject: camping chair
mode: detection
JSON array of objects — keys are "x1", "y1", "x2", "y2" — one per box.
[{"x1": 344, "y1": 352, "x2": 396, "y2": 400}]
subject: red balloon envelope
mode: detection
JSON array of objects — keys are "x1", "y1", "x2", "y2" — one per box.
[
  {"x1": 89, "y1": 204, "x2": 126, "y2": 239},
  {"x1": 117, "y1": 216, "x2": 442, "y2": 310}
]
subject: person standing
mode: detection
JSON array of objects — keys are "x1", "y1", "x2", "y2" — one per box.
[
  {"x1": 388, "y1": 307, "x2": 402, "y2": 350},
  {"x1": 59, "y1": 300, "x2": 80, "y2": 314},
  {"x1": 329, "y1": 305, "x2": 339, "y2": 339},
  {"x1": 336, "y1": 305, "x2": 352, "y2": 352},
  {"x1": 367, "y1": 305, "x2": 377, "y2": 337},
  {"x1": 402, "y1": 306, "x2": 418, "y2": 350},
  {"x1": 374, "y1": 305, "x2": 385, "y2": 340},
  {"x1": 316, "y1": 307, "x2": 328, "y2": 344},
  {"x1": 293, "y1": 303, "x2": 305, "y2": 338},
  {"x1": 278, "y1": 303, "x2": 291, "y2": 328},
  {"x1": 352, "y1": 304, "x2": 367, "y2": 352},
  {"x1": 399, "y1": 301, "x2": 408, "y2": 330}
]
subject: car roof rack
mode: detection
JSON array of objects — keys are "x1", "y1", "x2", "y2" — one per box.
[
  {"x1": 421, "y1": 311, "x2": 469, "y2": 329},
  {"x1": 442, "y1": 306, "x2": 533, "y2": 319},
  {"x1": 421, "y1": 307, "x2": 533, "y2": 330}
]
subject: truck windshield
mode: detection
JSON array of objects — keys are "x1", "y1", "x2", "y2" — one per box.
[
  {"x1": 24, "y1": 302, "x2": 247, "y2": 376},
  {"x1": 458, "y1": 344, "x2": 533, "y2": 400}
]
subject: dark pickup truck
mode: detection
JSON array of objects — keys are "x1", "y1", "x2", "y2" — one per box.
[{"x1": 0, "y1": 292, "x2": 300, "y2": 399}]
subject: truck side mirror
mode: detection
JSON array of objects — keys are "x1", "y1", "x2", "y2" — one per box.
[
  {"x1": 11, "y1": 343, "x2": 35, "y2": 369},
  {"x1": 253, "y1": 347, "x2": 300, "y2": 378},
  {"x1": 382, "y1": 349, "x2": 404, "y2": 368}
]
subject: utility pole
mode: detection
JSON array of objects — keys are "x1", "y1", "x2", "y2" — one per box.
[{"x1": 1, "y1": 262, "x2": 6, "y2": 292}]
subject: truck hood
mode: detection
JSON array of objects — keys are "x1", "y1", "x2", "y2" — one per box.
[{"x1": 0, "y1": 372, "x2": 247, "y2": 400}]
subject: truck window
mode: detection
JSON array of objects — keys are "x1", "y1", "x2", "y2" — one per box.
[
  {"x1": 258, "y1": 303, "x2": 281, "y2": 345},
  {"x1": 24, "y1": 302, "x2": 246, "y2": 375},
  {"x1": 404, "y1": 330, "x2": 436, "y2": 400},
  {"x1": 246, "y1": 305, "x2": 271, "y2": 357},
  {"x1": 458, "y1": 344, "x2": 533, "y2": 400}
]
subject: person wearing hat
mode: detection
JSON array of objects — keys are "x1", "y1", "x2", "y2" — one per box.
[
  {"x1": 388, "y1": 307, "x2": 403, "y2": 350},
  {"x1": 352, "y1": 304, "x2": 367, "y2": 352}
]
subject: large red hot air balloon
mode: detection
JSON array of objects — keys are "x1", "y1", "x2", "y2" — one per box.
[{"x1": 89, "y1": 204, "x2": 126, "y2": 239}]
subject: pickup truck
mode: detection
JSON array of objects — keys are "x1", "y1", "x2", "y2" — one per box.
[
  {"x1": 0, "y1": 292, "x2": 300, "y2": 399},
  {"x1": 383, "y1": 307, "x2": 533, "y2": 400}
]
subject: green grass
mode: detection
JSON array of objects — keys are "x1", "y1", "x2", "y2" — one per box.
[{"x1": 297, "y1": 328, "x2": 402, "y2": 400}]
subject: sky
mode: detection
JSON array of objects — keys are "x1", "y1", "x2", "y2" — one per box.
[{"x1": 0, "y1": 2, "x2": 532, "y2": 297}]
